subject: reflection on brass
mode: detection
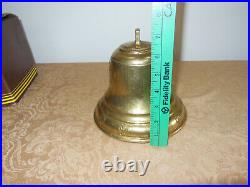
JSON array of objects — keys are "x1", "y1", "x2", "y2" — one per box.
[{"x1": 94, "y1": 28, "x2": 186, "y2": 143}]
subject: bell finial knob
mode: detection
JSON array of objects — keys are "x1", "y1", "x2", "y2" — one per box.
[{"x1": 135, "y1": 28, "x2": 141, "y2": 46}]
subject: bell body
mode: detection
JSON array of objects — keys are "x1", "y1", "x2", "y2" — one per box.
[{"x1": 94, "y1": 29, "x2": 186, "y2": 143}]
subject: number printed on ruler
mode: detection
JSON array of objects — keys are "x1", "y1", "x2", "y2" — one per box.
[{"x1": 150, "y1": 2, "x2": 177, "y2": 147}]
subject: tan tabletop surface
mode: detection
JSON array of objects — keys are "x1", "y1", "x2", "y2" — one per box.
[{"x1": 2, "y1": 61, "x2": 248, "y2": 184}]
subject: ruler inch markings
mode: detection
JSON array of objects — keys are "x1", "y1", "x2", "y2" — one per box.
[{"x1": 150, "y1": 2, "x2": 177, "y2": 147}]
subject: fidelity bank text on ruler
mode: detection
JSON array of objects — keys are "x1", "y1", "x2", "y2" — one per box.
[{"x1": 150, "y1": 2, "x2": 177, "y2": 147}]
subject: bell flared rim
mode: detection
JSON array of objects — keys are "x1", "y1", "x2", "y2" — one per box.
[{"x1": 94, "y1": 94, "x2": 186, "y2": 143}]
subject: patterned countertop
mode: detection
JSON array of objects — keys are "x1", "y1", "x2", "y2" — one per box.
[{"x1": 2, "y1": 61, "x2": 248, "y2": 184}]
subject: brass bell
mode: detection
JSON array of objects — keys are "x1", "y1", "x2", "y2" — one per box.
[{"x1": 94, "y1": 28, "x2": 186, "y2": 143}]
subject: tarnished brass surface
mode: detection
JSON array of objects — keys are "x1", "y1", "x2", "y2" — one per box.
[{"x1": 94, "y1": 29, "x2": 186, "y2": 143}]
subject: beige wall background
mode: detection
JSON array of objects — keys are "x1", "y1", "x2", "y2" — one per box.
[{"x1": 2, "y1": 2, "x2": 248, "y2": 63}]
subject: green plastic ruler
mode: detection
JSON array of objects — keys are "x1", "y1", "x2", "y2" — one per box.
[{"x1": 150, "y1": 2, "x2": 177, "y2": 147}]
